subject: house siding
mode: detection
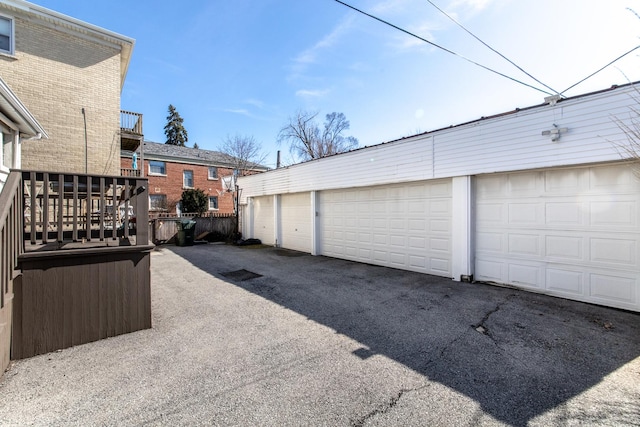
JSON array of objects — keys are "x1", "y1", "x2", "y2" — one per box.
[
  {"x1": 239, "y1": 83, "x2": 638, "y2": 200},
  {"x1": 0, "y1": 11, "x2": 122, "y2": 175}
]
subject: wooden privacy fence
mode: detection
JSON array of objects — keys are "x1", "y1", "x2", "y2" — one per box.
[{"x1": 150, "y1": 213, "x2": 236, "y2": 244}]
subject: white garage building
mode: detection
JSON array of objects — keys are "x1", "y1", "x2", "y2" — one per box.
[{"x1": 238, "y1": 83, "x2": 640, "y2": 312}]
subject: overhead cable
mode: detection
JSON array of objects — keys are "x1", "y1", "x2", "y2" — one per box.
[
  {"x1": 333, "y1": 0, "x2": 554, "y2": 96},
  {"x1": 425, "y1": 0, "x2": 560, "y2": 95},
  {"x1": 560, "y1": 45, "x2": 640, "y2": 95}
]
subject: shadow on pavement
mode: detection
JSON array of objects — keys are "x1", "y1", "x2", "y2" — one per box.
[{"x1": 170, "y1": 245, "x2": 640, "y2": 426}]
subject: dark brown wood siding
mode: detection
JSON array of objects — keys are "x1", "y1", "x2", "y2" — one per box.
[{"x1": 13, "y1": 247, "x2": 152, "y2": 359}]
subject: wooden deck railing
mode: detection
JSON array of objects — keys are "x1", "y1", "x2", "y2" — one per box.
[
  {"x1": 0, "y1": 171, "x2": 22, "y2": 372},
  {"x1": 22, "y1": 170, "x2": 149, "y2": 247},
  {"x1": 0, "y1": 171, "x2": 22, "y2": 310},
  {"x1": 120, "y1": 110, "x2": 143, "y2": 136},
  {"x1": 121, "y1": 168, "x2": 141, "y2": 177}
]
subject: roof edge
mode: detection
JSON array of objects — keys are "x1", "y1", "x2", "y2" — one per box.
[
  {"x1": 0, "y1": 76, "x2": 48, "y2": 138},
  {"x1": 1, "y1": 0, "x2": 135, "y2": 89}
]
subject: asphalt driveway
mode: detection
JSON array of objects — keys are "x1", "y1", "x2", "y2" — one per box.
[{"x1": 0, "y1": 244, "x2": 639, "y2": 426}]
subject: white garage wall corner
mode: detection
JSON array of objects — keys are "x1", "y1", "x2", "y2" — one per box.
[
  {"x1": 274, "y1": 194, "x2": 281, "y2": 247},
  {"x1": 451, "y1": 176, "x2": 474, "y2": 282},
  {"x1": 311, "y1": 191, "x2": 319, "y2": 256}
]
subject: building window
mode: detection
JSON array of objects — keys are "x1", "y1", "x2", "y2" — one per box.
[
  {"x1": 149, "y1": 160, "x2": 166, "y2": 175},
  {"x1": 208, "y1": 196, "x2": 218, "y2": 210},
  {"x1": 208, "y1": 166, "x2": 218, "y2": 180},
  {"x1": 0, "y1": 16, "x2": 13, "y2": 54},
  {"x1": 1, "y1": 132, "x2": 12, "y2": 170},
  {"x1": 149, "y1": 194, "x2": 167, "y2": 211},
  {"x1": 183, "y1": 170, "x2": 193, "y2": 188}
]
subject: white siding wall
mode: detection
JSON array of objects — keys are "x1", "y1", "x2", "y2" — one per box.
[{"x1": 239, "y1": 84, "x2": 638, "y2": 201}]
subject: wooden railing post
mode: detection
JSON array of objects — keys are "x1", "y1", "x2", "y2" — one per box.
[{"x1": 134, "y1": 178, "x2": 149, "y2": 245}]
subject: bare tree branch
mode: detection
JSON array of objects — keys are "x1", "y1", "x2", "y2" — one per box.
[
  {"x1": 278, "y1": 110, "x2": 359, "y2": 162},
  {"x1": 219, "y1": 134, "x2": 268, "y2": 176}
]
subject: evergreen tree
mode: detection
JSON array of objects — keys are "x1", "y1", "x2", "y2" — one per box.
[
  {"x1": 181, "y1": 189, "x2": 208, "y2": 216},
  {"x1": 164, "y1": 104, "x2": 188, "y2": 146}
]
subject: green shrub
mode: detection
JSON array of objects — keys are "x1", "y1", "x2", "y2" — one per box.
[{"x1": 181, "y1": 188, "x2": 208, "y2": 216}]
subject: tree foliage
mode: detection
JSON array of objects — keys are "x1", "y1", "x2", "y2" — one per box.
[
  {"x1": 219, "y1": 134, "x2": 268, "y2": 175},
  {"x1": 277, "y1": 110, "x2": 359, "y2": 162},
  {"x1": 164, "y1": 104, "x2": 188, "y2": 146},
  {"x1": 181, "y1": 188, "x2": 208, "y2": 216}
]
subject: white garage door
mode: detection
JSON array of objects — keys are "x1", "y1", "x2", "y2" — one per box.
[
  {"x1": 280, "y1": 192, "x2": 312, "y2": 253},
  {"x1": 319, "y1": 180, "x2": 452, "y2": 277},
  {"x1": 475, "y1": 164, "x2": 640, "y2": 312},
  {"x1": 252, "y1": 196, "x2": 274, "y2": 245}
]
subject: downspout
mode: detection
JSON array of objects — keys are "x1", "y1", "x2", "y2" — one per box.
[{"x1": 82, "y1": 107, "x2": 88, "y2": 173}]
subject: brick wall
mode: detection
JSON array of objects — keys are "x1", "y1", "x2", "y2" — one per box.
[
  {"x1": 121, "y1": 157, "x2": 237, "y2": 214},
  {"x1": 0, "y1": 14, "x2": 122, "y2": 176}
]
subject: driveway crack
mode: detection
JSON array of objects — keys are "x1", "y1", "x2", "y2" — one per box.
[
  {"x1": 352, "y1": 386, "x2": 427, "y2": 426},
  {"x1": 472, "y1": 294, "x2": 515, "y2": 339}
]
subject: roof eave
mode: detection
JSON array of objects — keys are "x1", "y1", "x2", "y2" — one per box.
[
  {"x1": 0, "y1": 76, "x2": 48, "y2": 138},
  {"x1": 2, "y1": 0, "x2": 135, "y2": 90}
]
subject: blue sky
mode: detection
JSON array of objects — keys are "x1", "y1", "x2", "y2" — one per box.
[{"x1": 34, "y1": 0, "x2": 640, "y2": 168}]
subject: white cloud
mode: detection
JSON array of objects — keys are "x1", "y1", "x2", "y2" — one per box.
[
  {"x1": 388, "y1": 20, "x2": 437, "y2": 51},
  {"x1": 295, "y1": 89, "x2": 330, "y2": 98},
  {"x1": 290, "y1": 16, "x2": 355, "y2": 78},
  {"x1": 223, "y1": 108, "x2": 252, "y2": 117},
  {"x1": 371, "y1": 0, "x2": 412, "y2": 14},
  {"x1": 449, "y1": 0, "x2": 494, "y2": 11}
]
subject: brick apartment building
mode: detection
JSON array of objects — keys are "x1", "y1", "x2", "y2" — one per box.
[{"x1": 121, "y1": 141, "x2": 268, "y2": 215}]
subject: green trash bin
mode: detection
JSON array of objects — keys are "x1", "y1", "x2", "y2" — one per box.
[{"x1": 176, "y1": 218, "x2": 197, "y2": 246}]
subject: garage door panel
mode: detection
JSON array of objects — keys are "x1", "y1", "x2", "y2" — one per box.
[
  {"x1": 544, "y1": 235, "x2": 583, "y2": 260},
  {"x1": 546, "y1": 269, "x2": 584, "y2": 295},
  {"x1": 477, "y1": 203, "x2": 504, "y2": 223},
  {"x1": 431, "y1": 258, "x2": 450, "y2": 274},
  {"x1": 508, "y1": 263, "x2": 541, "y2": 288},
  {"x1": 320, "y1": 180, "x2": 452, "y2": 277},
  {"x1": 477, "y1": 232, "x2": 503, "y2": 252},
  {"x1": 280, "y1": 193, "x2": 311, "y2": 253},
  {"x1": 590, "y1": 164, "x2": 636, "y2": 189},
  {"x1": 591, "y1": 200, "x2": 637, "y2": 227},
  {"x1": 590, "y1": 273, "x2": 637, "y2": 305},
  {"x1": 476, "y1": 164, "x2": 640, "y2": 312},
  {"x1": 545, "y1": 202, "x2": 583, "y2": 225},
  {"x1": 253, "y1": 196, "x2": 274, "y2": 245},
  {"x1": 508, "y1": 203, "x2": 540, "y2": 224},
  {"x1": 590, "y1": 238, "x2": 636, "y2": 265},
  {"x1": 508, "y1": 234, "x2": 539, "y2": 256}
]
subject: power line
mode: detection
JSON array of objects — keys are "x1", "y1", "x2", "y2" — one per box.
[
  {"x1": 560, "y1": 45, "x2": 640, "y2": 95},
  {"x1": 333, "y1": 0, "x2": 555, "y2": 96},
  {"x1": 425, "y1": 0, "x2": 560, "y2": 95}
]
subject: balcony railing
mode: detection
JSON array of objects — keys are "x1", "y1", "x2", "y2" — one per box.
[
  {"x1": 21, "y1": 170, "x2": 149, "y2": 247},
  {"x1": 0, "y1": 171, "x2": 22, "y2": 310},
  {"x1": 120, "y1": 110, "x2": 143, "y2": 136},
  {"x1": 121, "y1": 168, "x2": 141, "y2": 177}
]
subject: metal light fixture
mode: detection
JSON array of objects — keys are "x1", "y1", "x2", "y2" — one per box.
[{"x1": 542, "y1": 124, "x2": 568, "y2": 142}]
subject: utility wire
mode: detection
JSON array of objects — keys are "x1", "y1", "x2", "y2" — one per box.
[
  {"x1": 560, "y1": 45, "x2": 640, "y2": 95},
  {"x1": 333, "y1": 0, "x2": 554, "y2": 96},
  {"x1": 425, "y1": 0, "x2": 561, "y2": 96}
]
